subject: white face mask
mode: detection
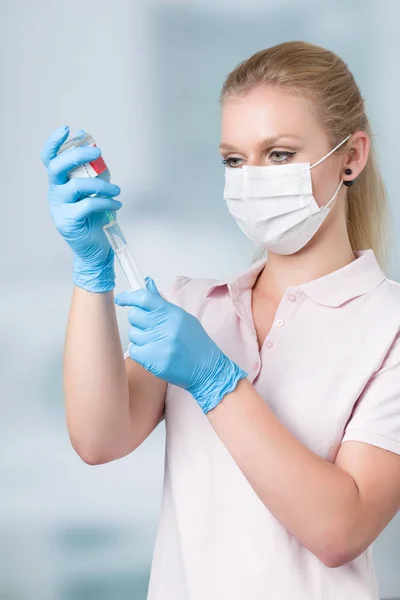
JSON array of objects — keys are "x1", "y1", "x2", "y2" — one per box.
[{"x1": 223, "y1": 134, "x2": 352, "y2": 255}]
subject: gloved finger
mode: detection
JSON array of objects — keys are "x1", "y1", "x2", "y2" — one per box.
[
  {"x1": 114, "y1": 287, "x2": 164, "y2": 312},
  {"x1": 40, "y1": 125, "x2": 70, "y2": 168},
  {"x1": 72, "y1": 197, "x2": 123, "y2": 220},
  {"x1": 128, "y1": 325, "x2": 155, "y2": 346},
  {"x1": 126, "y1": 342, "x2": 144, "y2": 367},
  {"x1": 146, "y1": 276, "x2": 168, "y2": 301},
  {"x1": 47, "y1": 145, "x2": 102, "y2": 185},
  {"x1": 126, "y1": 305, "x2": 151, "y2": 329},
  {"x1": 62, "y1": 177, "x2": 121, "y2": 204},
  {"x1": 128, "y1": 343, "x2": 167, "y2": 376}
]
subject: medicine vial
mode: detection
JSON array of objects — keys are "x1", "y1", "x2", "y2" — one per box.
[{"x1": 58, "y1": 132, "x2": 111, "y2": 183}]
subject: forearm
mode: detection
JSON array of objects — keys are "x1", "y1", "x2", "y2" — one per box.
[
  {"x1": 64, "y1": 285, "x2": 129, "y2": 463},
  {"x1": 206, "y1": 377, "x2": 360, "y2": 566}
]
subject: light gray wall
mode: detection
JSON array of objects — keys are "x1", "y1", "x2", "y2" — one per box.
[{"x1": 1, "y1": 1, "x2": 399, "y2": 598}]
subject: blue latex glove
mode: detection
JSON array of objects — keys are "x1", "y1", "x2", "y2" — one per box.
[
  {"x1": 114, "y1": 277, "x2": 248, "y2": 414},
  {"x1": 40, "y1": 124, "x2": 123, "y2": 292}
]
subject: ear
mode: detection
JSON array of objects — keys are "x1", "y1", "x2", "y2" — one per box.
[{"x1": 343, "y1": 131, "x2": 370, "y2": 182}]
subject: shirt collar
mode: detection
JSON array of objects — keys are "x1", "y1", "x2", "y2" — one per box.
[{"x1": 204, "y1": 249, "x2": 387, "y2": 307}]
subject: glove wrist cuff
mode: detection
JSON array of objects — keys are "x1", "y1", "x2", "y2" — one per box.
[
  {"x1": 72, "y1": 248, "x2": 116, "y2": 293},
  {"x1": 190, "y1": 354, "x2": 248, "y2": 415}
]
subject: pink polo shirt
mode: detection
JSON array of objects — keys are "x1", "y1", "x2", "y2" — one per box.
[{"x1": 124, "y1": 249, "x2": 400, "y2": 600}]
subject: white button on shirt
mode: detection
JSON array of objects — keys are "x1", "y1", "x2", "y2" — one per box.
[{"x1": 124, "y1": 249, "x2": 400, "y2": 600}]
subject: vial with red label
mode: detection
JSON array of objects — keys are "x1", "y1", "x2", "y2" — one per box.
[{"x1": 57, "y1": 131, "x2": 112, "y2": 194}]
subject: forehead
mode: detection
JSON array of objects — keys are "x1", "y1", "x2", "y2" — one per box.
[{"x1": 220, "y1": 86, "x2": 320, "y2": 143}]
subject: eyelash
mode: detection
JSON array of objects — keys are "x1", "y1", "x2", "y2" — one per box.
[{"x1": 222, "y1": 150, "x2": 297, "y2": 168}]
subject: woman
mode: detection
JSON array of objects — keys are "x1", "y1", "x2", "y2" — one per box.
[{"x1": 41, "y1": 41, "x2": 400, "y2": 599}]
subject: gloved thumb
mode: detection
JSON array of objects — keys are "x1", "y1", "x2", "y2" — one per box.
[{"x1": 145, "y1": 276, "x2": 159, "y2": 294}]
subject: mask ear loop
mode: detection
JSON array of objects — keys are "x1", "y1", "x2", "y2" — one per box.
[
  {"x1": 324, "y1": 179, "x2": 344, "y2": 209},
  {"x1": 309, "y1": 134, "x2": 352, "y2": 210},
  {"x1": 310, "y1": 134, "x2": 352, "y2": 170}
]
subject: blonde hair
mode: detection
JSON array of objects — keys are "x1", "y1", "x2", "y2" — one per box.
[{"x1": 219, "y1": 41, "x2": 392, "y2": 268}]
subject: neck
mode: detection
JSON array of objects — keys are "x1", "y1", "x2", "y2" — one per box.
[{"x1": 253, "y1": 217, "x2": 356, "y2": 302}]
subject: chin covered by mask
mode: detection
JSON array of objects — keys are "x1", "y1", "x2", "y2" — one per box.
[{"x1": 223, "y1": 134, "x2": 351, "y2": 255}]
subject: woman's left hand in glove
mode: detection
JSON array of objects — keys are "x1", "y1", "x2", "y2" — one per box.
[{"x1": 114, "y1": 277, "x2": 248, "y2": 414}]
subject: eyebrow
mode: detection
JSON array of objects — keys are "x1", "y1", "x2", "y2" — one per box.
[{"x1": 219, "y1": 134, "x2": 304, "y2": 152}]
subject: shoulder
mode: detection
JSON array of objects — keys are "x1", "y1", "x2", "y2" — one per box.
[
  {"x1": 381, "y1": 276, "x2": 400, "y2": 296},
  {"x1": 365, "y1": 277, "x2": 400, "y2": 371},
  {"x1": 369, "y1": 276, "x2": 400, "y2": 323}
]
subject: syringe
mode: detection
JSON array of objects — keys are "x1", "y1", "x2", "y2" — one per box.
[
  {"x1": 57, "y1": 131, "x2": 146, "y2": 292},
  {"x1": 102, "y1": 215, "x2": 146, "y2": 291}
]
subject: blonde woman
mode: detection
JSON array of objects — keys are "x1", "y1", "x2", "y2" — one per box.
[{"x1": 41, "y1": 41, "x2": 400, "y2": 599}]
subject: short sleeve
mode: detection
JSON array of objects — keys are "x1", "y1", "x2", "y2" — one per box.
[
  {"x1": 123, "y1": 275, "x2": 187, "y2": 359},
  {"x1": 341, "y1": 330, "x2": 400, "y2": 455}
]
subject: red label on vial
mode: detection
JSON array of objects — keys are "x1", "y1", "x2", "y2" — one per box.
[{"x1": 89, "y1": 143, "x2": 108, "y2": 175}]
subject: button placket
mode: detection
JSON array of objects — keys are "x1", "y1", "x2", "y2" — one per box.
[{"x1": 264, "y1": 288, "x2": 301, "y2": 349}]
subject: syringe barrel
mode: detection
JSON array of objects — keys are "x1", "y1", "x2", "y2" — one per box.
[{"x1": 103, "y1": 220, "x2": 146, "y2": 291}]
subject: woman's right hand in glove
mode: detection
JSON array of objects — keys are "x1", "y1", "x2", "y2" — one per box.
[{"x1": 40, "y1": 124, "x2": 123, "y2": 293}]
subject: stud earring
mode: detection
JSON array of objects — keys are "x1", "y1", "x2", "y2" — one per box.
[{"x1": 343, "y1": 167, "x2": 357, "y2": 187}]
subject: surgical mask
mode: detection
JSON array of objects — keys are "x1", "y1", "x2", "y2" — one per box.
[{"x1": 223, "y1": 134, "x2": 351, "y2": 255}]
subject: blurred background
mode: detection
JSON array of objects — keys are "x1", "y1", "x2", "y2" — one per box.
[{"x1": 1, "y1": 0, "x2": 400, "y2": 598}]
